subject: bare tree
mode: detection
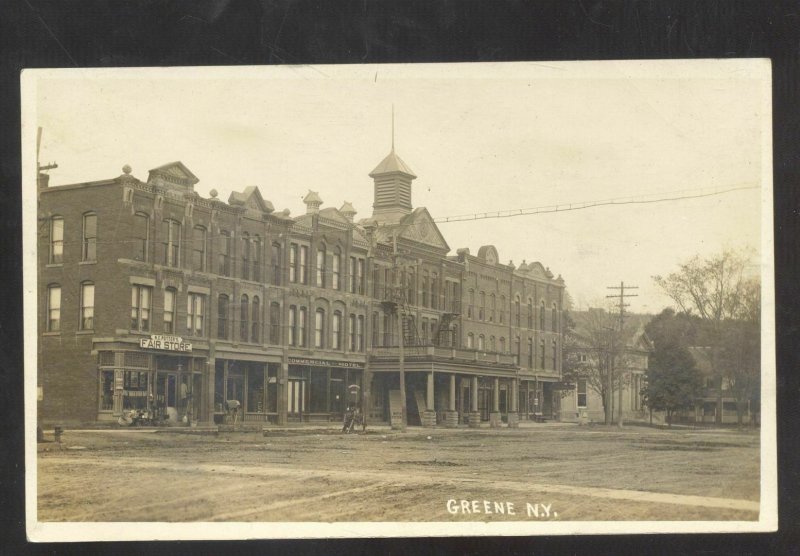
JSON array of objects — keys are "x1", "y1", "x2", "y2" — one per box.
[{"x1": 653, "y1": 248, "x2": 754, "y2": 424}]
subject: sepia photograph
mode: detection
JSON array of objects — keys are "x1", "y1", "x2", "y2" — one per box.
[{"x1": 22, "y1": 60, "x2": 775, "y2": 540}]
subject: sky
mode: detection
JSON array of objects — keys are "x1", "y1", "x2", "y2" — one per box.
[{"x1": 28, "y1": 61, "x2": 770, "y2": 313}]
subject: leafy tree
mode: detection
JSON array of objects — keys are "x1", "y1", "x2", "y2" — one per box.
[{"x1": 653, "y1": 249, "x2": 754, "y2": 424}]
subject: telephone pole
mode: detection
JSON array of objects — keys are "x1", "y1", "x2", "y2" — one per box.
[{"x1": 607, "y1": 281, "x2": 638, "y2": 427}]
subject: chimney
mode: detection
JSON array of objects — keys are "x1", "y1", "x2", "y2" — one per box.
[
  {"x1": 340, "y1": 201, "x2": 357, "y2": 222},
  {"x1": 303, "y1": 190, "x2": 323, "y2": 215}
]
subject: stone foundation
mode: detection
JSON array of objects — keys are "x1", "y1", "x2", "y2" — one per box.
[
  {"x1": 489, "y1": 412, "x2": 502, "y2": 428},
  {"x1": 421, "y1": 410, "x2": 437, "y2": 427},
  {"x1": 467, "y1": 412, "x2": 483, "y2": 428},
  {"x1": 506, "y1": 412, "x2": 520, "y2": 428},
  {"x1": 442, "y1": 411, "x2": 460, "y2": 427}
]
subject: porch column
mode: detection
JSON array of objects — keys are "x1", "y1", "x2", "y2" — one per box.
[
  {"x1": 444, "y1": 373, "x2": 459, "y2": 427},
  {"x1": 468, "y1": 376, "x2": 481, "y2": 428},
  {"x1": 490, "y1": 377, "x2": 502, "y2": 428},
  {"x1": 421, "y1": 370, "x2": 437, "y2": 427},
  {"x1": 507, "y1": 377, "x2": 520, "y2": 428}
]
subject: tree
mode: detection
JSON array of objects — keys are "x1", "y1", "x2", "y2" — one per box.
[
  {"x1": 643, "y1": 309, "x2": 704, "y2": 426},
  {"x1": 653, "y1": 249, "x2": 754, "y2": 424},
  {"x1": 562, "y1": 308, "x2": 629, "y2": 424}
]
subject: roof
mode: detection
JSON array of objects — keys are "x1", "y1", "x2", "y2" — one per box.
[
  {"x1": 303, "y1": 190, "x2": 323, "y2": 204},
  {"x1": 147, "y1": 161, "x2": 199, "y2": 185},
  {"x1": 368, "y1": 150, "x2": 417, "y2": 178},
  {"x1": 339, "y1": 201, "x2": 357, "y2": 214}
]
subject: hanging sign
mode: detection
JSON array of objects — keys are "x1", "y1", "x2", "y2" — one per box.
[{"x1": 139, "y1": 334, "x2": 192, "y2": 352}]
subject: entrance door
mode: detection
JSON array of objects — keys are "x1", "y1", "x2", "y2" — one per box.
[
  {"x1": 288, "y1": 379, "x2": 306, "y2": 416},
  {"x1": 459, "y1": 383, "x2": 471, "y2": 424},
  {"x1": 157, "y1": 373, "x2": 178, "y2": 408},
  {"x1": 478, "y1": 386, "x2": 490, "y2": 421}
]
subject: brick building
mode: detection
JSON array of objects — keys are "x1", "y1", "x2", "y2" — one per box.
[{"x1": 37, "y1": 145, "x2": 566, "y2": 428}]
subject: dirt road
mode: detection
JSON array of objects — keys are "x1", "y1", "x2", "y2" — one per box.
[{"x1": 37, "y1": 424, "x2": 760, "y2": 522}]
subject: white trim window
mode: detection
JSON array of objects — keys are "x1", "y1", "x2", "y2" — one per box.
[{"x1": 130, "y1": 285, "x2": 152, "y2": 332}]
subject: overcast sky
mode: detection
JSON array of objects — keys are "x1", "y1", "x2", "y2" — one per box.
[{"x1": 29, "y1": 61, "x2": 770, "y2": 313}]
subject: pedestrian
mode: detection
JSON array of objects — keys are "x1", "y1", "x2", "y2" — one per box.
[{"x1": 342, "y1": 404, "x2": 354, "y2": 433}]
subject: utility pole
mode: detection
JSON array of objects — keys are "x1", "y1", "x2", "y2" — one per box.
[{"x1": 607, "y1": 281, "x2": 638, "y2": 428}]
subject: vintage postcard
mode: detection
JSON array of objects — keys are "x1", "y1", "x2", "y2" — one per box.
[{"x1": 23, "y1": 60, "x2": 775, "y2": 541}]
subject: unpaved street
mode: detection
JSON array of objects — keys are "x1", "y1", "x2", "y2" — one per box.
[{"x1": 37, "y1": 424, "x2": 760, "y2": 522}]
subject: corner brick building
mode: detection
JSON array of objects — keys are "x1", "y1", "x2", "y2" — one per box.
[{"x1": 37, "y1": 146, "x2": 566, "y2": 428}]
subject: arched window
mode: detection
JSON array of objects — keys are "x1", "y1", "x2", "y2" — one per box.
[
  {"x1": 477, "y1": 334, "x2": 485, "y2": 351},
  {"x1": 349, "y1": 314, "x2": 357, "y2": 351},
  {"x1": 316, "y1": 246, "x2": 326, "y2": 288},
  {"x1": 514, "y1": 336, "x2": 521, "y2": 365},
  {"x1": 515, "y1": 296, "x2": 521, "y2": 327},
  {"x1": 332, "y1": 248, "x2": 341, "y2": 290},
  {"x1": 332, "y1": 311, "x2": 342, "y2": 349},
  {"x1": 288, "y1": 244, "x2": 298, "y2": 283},
  {"x1": 164, "y1": 287, "x2": 176, "y2": 333},
  {"x1": 270, "y1": 302, "x2": 281, "y2": 344},
  {"x1": 431, "y1": 272, "x2": 439, "y2": 309},
  {"x1": 252, "y1": 235, "x2": 261, "y2": 282},
  {"x1": 382, "y1": 313, "x2": 391, "y2": 347},
  {"x1": 80, "y1": 282, "x2": 95, "y2": 330},
  {"x1": 241, "y1": 232, "x2": 250, "y2": 280},
  {"x1": 468, "y1": 289, "x2": 475, "y2": 319},
  {"x1": 540, "y1": 338, "x2": 546, "y2": 368},
  {"x1": 288, "y1": 305, "x2": 297, "y2": 346},
  {"x1": 552, "y1": 303, "x2": 558, "y2": 333},
  {"x1": 499, "y1": 296, "x2": 506, "y2": 324},
  {"x1": 422, "y1": 270, "x2": 430, "y2": 307},
  {"x1": 299, "y1": 246, "x2": 308, "y2": 285},
  {"x1": 499, "y1": 337, "x2": 506, "y2": 353},
  {"x1": 271, "y1": 242, "x2": 282, "y2": 285},
  {"x1": 452, "y1": 324, "x2": 459, "y2": 348},
  {"x1": 187, "y1": 293, "x2": 204, "y2": 336},
  {"x1": 298, "y1": 307, "x2": 307, "y2": 347},
  {"x1": 527, "y1": 337, "x2": 534, "y2": 368},
  {"x1": 552, "y1": 338, "x2": 558, "y2": 370},
  {"x1": 219, "y1": 230, "x2": 231, "y2": 276},
  {"x1": 479, "y1": 291, "x2": 485, "y2": 321},
  {"x1": 161, "y1": 218, "x2": 180, "y2": 267},
  {"x1": 406, "y1": 269, "x2": 415, "y2": 305},
  {"x1": 490, "y1": 336, "x2": 496, "y2": 351},
  {"x1": 240, "y1": 294, "x2": 249, "y2": 341},
  {"x1": 192, "y1": 225, "x2": 206, "y2": 271},
  {"x1": 467, "y1": 332, "x2": 474, "y2": 349},
  {"x1": 133, "y1": 213, "x2": 148, "y2": 262},
  {"x1": 82, "y1": 212, "x2": 97, "y2": 262},
  {"x1": 46, "y1": 284, "x2": 61, "y2": 331},
  {"x1": 527, "y1": 299, "x2": 533, "y2": 329},
  {"x1": 314, "y1": 308, "x2": 325, "y2": 348},
  {"x1": 490, "y1": 293, "x2": 496, "y2": 322},
  {"x1": 251, "y1": 296, "x2": 260, "y2": 343},
  {"x1": 217, "y1": 294, "x2": 229, "y2": 339},
  {"x1": 49, "y1": 216, "x2": 64, "y2": 263},
  {"x1": 372, "y1": 312, "x2": 380, "y2": 347},
  {"x1": 540, "y1": 300, "x2": 546, "y2": 330},
  {"x1": 357, "y1": 315, "x2": 364, "y2": 351}
]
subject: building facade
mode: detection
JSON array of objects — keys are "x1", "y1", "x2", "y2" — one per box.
[{"x1": 37, "y1": 147, "x2": 566, "y2": 428}]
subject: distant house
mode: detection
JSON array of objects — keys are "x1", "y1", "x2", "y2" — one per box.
[
  {"x1": 684, "y1": 347, "x2": 756, "y2": 425},
  {"x1": 560, "y1": 309, "x2": 653, "y2": 423}
]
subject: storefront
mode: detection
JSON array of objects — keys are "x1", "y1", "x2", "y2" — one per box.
[
  {"x1": 214, "y1": 360, "x2": 280, "y2": 423},
  {"x1": 285, "y1": 357, "x2": 364, "y2": 422}
]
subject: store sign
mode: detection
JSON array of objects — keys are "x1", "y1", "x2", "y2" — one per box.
[
  {"x1": 288, "y1": 357, "x2": 364, "y2": 369},
  {"x1": 139, "y1": 334, "x2": 192, "y2": 352}
]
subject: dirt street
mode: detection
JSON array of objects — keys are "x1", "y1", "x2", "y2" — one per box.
[{"x1": 37, "y1": 423, "x2": 760, "y2": 522}]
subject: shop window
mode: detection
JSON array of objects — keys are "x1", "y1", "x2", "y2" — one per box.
[
  {"x1": 315, "y1": 309, "x2": 325, "y2": 348},
  {"x1": 252, "y1": 235, "x2": 261, "y2": 282},
  {"x1": 80, "y1": 282, "x2": 95, "y2": 330},
  {"x1": 99, "y1": 370, "x2": 114, "y2": 411},
  {"x1": 298, "y1": 307, "x2": 307, "y2": 347},
  {"x1": 187, "y1": 293, "x2": 205, "y2": 336},
  {"x1": 247, "y1": 366, "x2": 266, "y2": 413},
  {"x1": 82, "y1": 212, "x2": 97, "y2": 262},
  {"x1": 251, "y1": 296, "x2": 260, "y2": 343},
  {"x1": 49, "y1": 216, "x2": 64, "y2": 263},
  {"x1": 271, "y1": 242, "x2": 282, "y2": 285},
  {"x1": 123, "y1": 370, "x2": 149, "y2": 410},
  {"x1": 161, "y1": 219, "x2": 180, "y2": 268},
  {"x1": 218, "y1": 230, "x2": 231, "y2": 276},
  {"x1": 577, "y1": 380, "x2": 587, "y2": 408},
  {"x1": 240, "y1": 294, "x2": 249, "y2": 342},
  {"x1": 270, "y1": 302, "x2": 281, "y2": 344},
  {"x1": 310, "y1": 368, "x2": 327, "y2": 413},
  {"x1": 46, "y1": 284, "x2": 61, "y2": 332},
  {"x1": 241, "y1": 232, "x2": 251, "y2": 280},
  {"x1": 163, "y1": 287, "x2": 176, "y2": 333},
  {"x1": 192, "y1": 225, "x2": 206, "y2": 271},
  {"x1": 332, "y1": 249, "x2": 341, "y2": 290},
  {"x1": 289, "y1": 243, "x2": 298, "y2": 283},
  {"x1": 217, "y1": 294, "x2": 229, "y2": 339},
  {"x1": 130, "y1": 284, "x2": 151, "y2": 332},
  {"x1": 266, "y1": 365, "x2": 279, "y2": 413},
  {"x1": 332, "y1": 311, "x2": 343, "y2": 350},
  {"x1": 133, "y1": 212, "x2": 150, "y2": 262}
]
